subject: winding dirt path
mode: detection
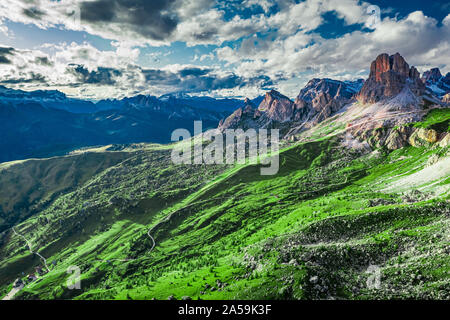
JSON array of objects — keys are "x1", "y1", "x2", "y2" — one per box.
[{"x1": 12, "y1": 227, "x2": 50, "y2": 272}]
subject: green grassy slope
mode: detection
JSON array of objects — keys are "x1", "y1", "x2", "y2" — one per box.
[
  {"x1": 0, "y1": 151, "x2": 134, "y2": 233},
  {"x1": 414, "y1": 108, "x2": 450, "y2": 131},
  {"x1": 0, "y1": 133, "x2": 448, "y2": 300}
]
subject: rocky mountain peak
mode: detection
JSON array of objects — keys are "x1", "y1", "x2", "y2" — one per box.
[
  {"x1": 297, "y1": 78, "x2": 361, "y2": 103},
  {"x1": 289, "y1": 78, "x2": 363, "y2": 127},
  {"x1": 357, "y1": 53, "x2": 425, "y2": 104},
  {"x1": 257, "y1": 90, "x2": 294, "y2": 122},
  {"x1": 420, "y1": 68, "x2": 450, "y2": 98},
  {"x1": 422, "y1": 68, "x2": 443, "y2": 83},
  {"x1": 369, "y1": 53, "x2": 406, "y2": 80},
  {"x1": 368, "y1": 52, "x2": 416, "y2": 81},
  {"x1": 242, "y1": 98, "x2": 256, "y2": 113},
  {"x1": 263, "y1": 89, "x2": 286, "y2": 101}
]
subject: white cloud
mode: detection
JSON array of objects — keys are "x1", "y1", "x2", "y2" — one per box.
[
  {"x1": 215, "y1": 10, "x2": 450, "y2": 97},
  {"x1": 0, "y1": 0, "x2": 369, "y2": 46},
  {"x1": 0, "y1": 1, "x2": 449, "y2": 99}
]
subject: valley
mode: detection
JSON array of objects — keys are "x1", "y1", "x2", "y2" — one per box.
[{"x1": 0, "y1": 53, "x2": 449, "y2": 300}]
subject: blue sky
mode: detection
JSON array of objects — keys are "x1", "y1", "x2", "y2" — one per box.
[{"x1": 0, "y1": 0, "x2": 449, "y2": 100}]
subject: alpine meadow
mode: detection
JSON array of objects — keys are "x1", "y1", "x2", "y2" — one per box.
[{"x1": 0, "y1": 0, "x2": 449, "y2": 305}]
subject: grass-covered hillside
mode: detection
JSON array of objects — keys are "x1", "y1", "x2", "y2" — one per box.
[{"x1": 0, "y1": 119, "x2": 448, "y2": 300}]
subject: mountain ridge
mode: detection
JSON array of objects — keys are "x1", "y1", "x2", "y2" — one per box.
[
  {"x1": 0, "y1": 52, "x2": 449, "y2": 301},
  {"x1": 218, "y1": 53, "x2": 449, "y2": 151}
]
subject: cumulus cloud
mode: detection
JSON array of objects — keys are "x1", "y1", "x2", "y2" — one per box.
[
  {"x1": 0, "y1": 46, "x2": 54, "y2": 85},
  {"x1": 140, "y1": 64, "x2": 273, "y2": 94},
  {"x1": 0, "y1": 0, "x2": 366, "y2": 46},
  {"x1": 0, "y1": 0, "x2": 220, "y2": 45},
  {"x1": 0, "y1": 42, "x2": 272, "y2": 99},
  {"x1": 67, "y1": 65, "x2": 122, "y2": 85},
  {"x1": 80, "y1": 0, "x2": 179, "y2": 41},
  {"x1": 0, "y1": 47, "x2": 15, "y2": 64},
  {"x1": 216, "y1": 10, "x2": 450, "y2": 97},
  {"x1": 0, "y1": 1, "x2": 449, "y2": 99}
]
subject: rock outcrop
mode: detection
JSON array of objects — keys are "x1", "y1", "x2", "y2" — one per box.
[
  {"x1": 359, "y1": 125, "x2": 448, "y2": 151},
  {"x1": 384, "y1": 127, "x2": 412, "y2": 150},
  {"x1": 408, "y1": 128, "x2": 439, "y2": 147},
  {"x1": 438, "y1": 133, "x2": 450, "y2": 147},
  {"x1": 443, "y1": 93, "x2": 450, "y2": 105},
  {"x1": 357, "y1": 53, "x2": 425, "y2": 104}
]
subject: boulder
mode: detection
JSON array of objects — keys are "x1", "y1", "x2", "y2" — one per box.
[
  {"x1": 442, "y1": 93, "x2": 450, "y2": 105},
  {"x1": 408, "y1": 128, "x2": 438, "y2": 147}
]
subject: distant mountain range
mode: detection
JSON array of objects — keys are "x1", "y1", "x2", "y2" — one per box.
[
  {"x1": 0, "y1": 88, "x2": 249, "y2": 162},
  {"x1": 0, "y1": 54, "x2": 449, "y2": 163},
  {"x1": 421, "y1": 68, "x2": 450, "y2": 98},
  {"x1": 0, "y1": 53, "x2": 449, "y2": 301}
]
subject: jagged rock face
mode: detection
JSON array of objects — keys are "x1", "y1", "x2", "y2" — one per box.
[
  {"x1": 218, "y1": 91, "x2": 295, "y2": 131},
  {"x1": 443, "y1": 73, "x2": 450, "y2": 87},
  {"x1": 438, "y1": 73, "x2": 450, "y2": 97},
  {"x1": 422, "y1": 68, "x2": 450, "y2": 97},
  {"x1": 218, "y1": 79, "x2": 363, "y2": 132},
  {"x1": 218, "y1": 91, "x2": 296, "y2": 131},
  {"x1": 357, "y1": 53, "x2": 425, "y2": 104},
  {"x1": 422, "y1": 68, "x2": 442, "y2": 83},
  {"x1": 258, "y1": 90, "x2": 295, "y2": 122},
  {"x1": 294, "y1": 78, "x2": 362, "y2": 124},
  {"x1": 385, "y1": 127, "x2": 411, "y2": 150},
  {"x1": 296, "y1": 78, "x2": 361, "y2": 102},
  {"x1": 305, "y1": 91, "x2": 340, "y2": 123},
  {"x1": 218, "y1": 98, "x2": 259, "y2": 131}
]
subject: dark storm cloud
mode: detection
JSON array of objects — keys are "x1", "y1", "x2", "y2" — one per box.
[
  {"x1": 0, "y1": 47, "x2": 15, "y2": 64},
  {"x1": 35, "y1": 57, "x2": 53, "y2": 66},
  {"x1": 192, "y1": 30, "x2": 218, "y2": 41},
  {"x1": 0, "y1": 56, "x2": 11, "y2": 64},
  {"x1": 80, "y1": 0, "x2": 179, "y2": 41},
  {"x1": 67, "y1": 65, "x2": 122, "y2": 85},
  {"x1": 0, "y1": 72, "x2": 46, "y2": 84},
  {"x1": 179, "y1": 67, "x2": 212, "y2": 77},
  {"x1": 22, "y1": 7, "x2": 45, "y2": 20},
  {"x1": 142, "y1": 67, "x2": 274, "y2": 93},
  {"x1": 142, "y1": 69, "x2": 172, "y2": 82},
  {"x1": 0, "y1": 47, "x2": 15, "y2": 55}
]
